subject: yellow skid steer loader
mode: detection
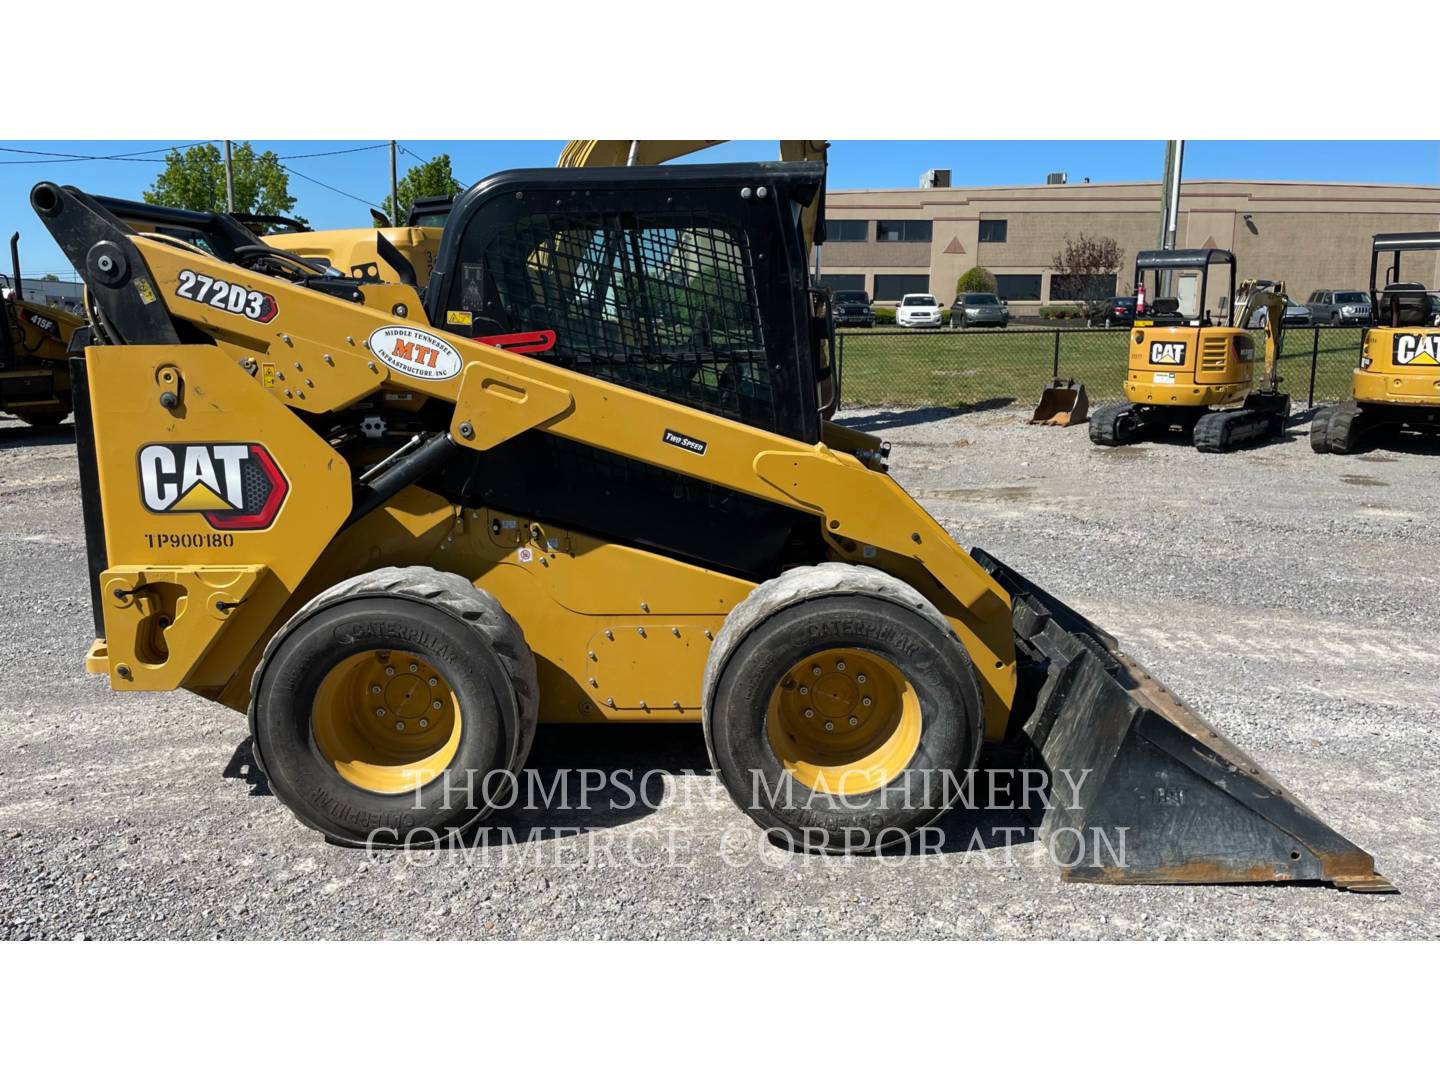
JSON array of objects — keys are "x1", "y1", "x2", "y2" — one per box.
[{"x1": 30, "y1": 163, "x2": 1389, "y2": 890}]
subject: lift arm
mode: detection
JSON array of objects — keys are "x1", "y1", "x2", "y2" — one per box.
[{"x1": 1233, "y1": 278, "x2": 1288, "y2": 391}]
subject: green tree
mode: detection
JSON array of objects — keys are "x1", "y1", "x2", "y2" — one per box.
[
  {"x1": 40, "y1": 273, "x2": 59, "y2": 282},
  {"x1": 1050, "y1": 234, "x2": 1124, "y2": 317},
  {"x1": 957, "y1": 266, "x2": 997, "y2": 294},
  {"x1": 144, "y1": 142, "x2": 296, "y2": 217},
  {"x1": 382, "y1": 154, "x2": 463, "y2": 225}
]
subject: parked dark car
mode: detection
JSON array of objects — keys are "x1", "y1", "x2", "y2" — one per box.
[
  {"x1": 1089, "y1": 296, "x2": 1138, "y2": 327},
  {"x1": 831, "y1": 289, "x2": 874, "y2": 328},
  {"x1": 1235, "y1": 284, "x2": 1311, "y2": 328},
  {"x1": 1305, "y1": 289, "x2": 1372, "y2": 326},
  {"x1": 950, "y1": 292, "x2": 1008, "y2": 328}
]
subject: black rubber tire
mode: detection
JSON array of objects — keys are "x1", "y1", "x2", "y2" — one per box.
[
  {"x1": 702, "y1": 564, "x2": 984, "y2": 854},
  {"x1": 1310, "y1": 408, "x2": 1332, "y2": 453},
  {"x1": 248, "y1": 567, "x2": 538, "y2": 846}
]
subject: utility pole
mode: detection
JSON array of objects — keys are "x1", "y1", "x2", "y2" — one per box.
[
  {"x1": 223, "y1": 140, "x2": 235, "y2": 214},
  {"x1": 1156, "y1": 139, "x2": 1185, "y2": 295},
  {"x1": 390, "y1": 141, "x2": 399, "y2": 225}
]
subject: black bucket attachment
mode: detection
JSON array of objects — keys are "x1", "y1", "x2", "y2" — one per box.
[
  {"x1": 1029, "y1": 378, "x2": 1090, "y2": 426},
  {"x1": 975, "y1": 549, "x2": 1393, "y2": 891}
]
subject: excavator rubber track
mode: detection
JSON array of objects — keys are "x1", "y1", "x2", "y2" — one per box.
[
  {"x1": 1315, "y1": 400, "x2": 1370, "y2": 454},
  {"x1": 1087, "y1": 402, "x2": 1147, "y2": 446},
  {"x1": 1193, "y1": 392, "x2": 1290, "y2": 453},
  {"x1": 981, "y1": 549, "x2": 1393, "y2": 890}
]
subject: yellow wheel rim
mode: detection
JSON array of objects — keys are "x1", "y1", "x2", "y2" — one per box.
[
  {"x1": 765, "y1": 648, "x2": 921, "y2": 796},
  {"x1": 311, "y1": 650, "x2": 461, "y2": 795}
]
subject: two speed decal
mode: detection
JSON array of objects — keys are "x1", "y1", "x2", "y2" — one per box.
[
  {"x1": 175, "y1": 269, "x2": 278, "y2": 323},
  {"x1": 662, "y1": 429, "x2": 708, "y2": 455}
]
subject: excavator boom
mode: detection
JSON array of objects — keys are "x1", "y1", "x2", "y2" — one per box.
[{"x1": 1233, "y1": 277, "x2": 1288, "y2": 392}]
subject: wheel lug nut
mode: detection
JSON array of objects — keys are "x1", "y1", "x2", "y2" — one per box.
[
  {"x1": 857, "y1": 674, "x2": 867, "y2": 684},
  {"x1": 824, "y1": 721, "x2": 834, "y2": 731},
  {"x1": 428, "y1": 677, "x2": 437, "y2": 687},
  {"x1": 798, "y1": 686, "x2": 808, "y2": 696},
  {"x1": 804, "y1": 709, "x2": 814, "y2": 718},
  {"x1": 431, "y1": 700, "x2": 441, "y2": 710},
  {"x1": 419, "y1": 718, "x2": 429, "y2": 729},
  {"x1": 370, "y1": 685, "x2": 381, "y2": 694},
  {"x1": 409, "y1": 663, "x2": 418, "y2": 673},
  {"x1": 862, "y1": 697, "x2": 872, "y2": 707},
  {"x1": 376, "y1": 707, "x2": 387, "y2": 717},
  {"x1": 395, "y1": 721, "x2": 405, "y2": 731},
  {"x1": 849, "y1": 716, "x2": 859, "y2": 727},
  {"x1": 836, "y1": 661, "x2": 846, "y2": 671},
  {"x1": 812, "y1": 666, "x2": 822, "y2": 676},
  {"x1": 385, "y1": 666, "x2": 396, "y2": 676}
]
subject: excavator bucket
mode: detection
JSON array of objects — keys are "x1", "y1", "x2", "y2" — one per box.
[
  {"x1": 978, "y1": 551, "x2": 1394, "y2": 891},
  {"x1": 1029, "y1": 378, "x2": 1089, "y2": 426}
]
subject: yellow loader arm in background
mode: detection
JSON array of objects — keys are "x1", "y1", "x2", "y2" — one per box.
[
  {"x1": 558, "y1": 140, "x2": 830, "y2": 253},
  {"x1": 1233, "y1": 278, "x2": 1288, "y2": 392}
]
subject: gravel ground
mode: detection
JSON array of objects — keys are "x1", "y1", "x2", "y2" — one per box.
[{"x1": 1, "y1": 407, "x2": 1436, "y2": 940}]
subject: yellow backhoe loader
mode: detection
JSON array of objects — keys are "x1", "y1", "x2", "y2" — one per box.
[
  {"x1": 1089, "y1": 249, "x2": 1289, "y2": 452},
  {"x1": 1311, "y1": 232, "x2": 1440, "y2": 453},
  {"x1": 2, "y1": 233, "x2": 86, "y2": 426},
  {"x1": 29, "y1": 158, "x2": 1389, "y2": 889}
]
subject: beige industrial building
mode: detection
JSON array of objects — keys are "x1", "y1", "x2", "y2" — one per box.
[{"x1": 819, "y1": 178, "x2": 1440, "y2": 315}]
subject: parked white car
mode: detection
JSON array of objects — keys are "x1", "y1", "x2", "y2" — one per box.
[{"x1": 896, "y1": 293, "x2": 943, "y2": 328}]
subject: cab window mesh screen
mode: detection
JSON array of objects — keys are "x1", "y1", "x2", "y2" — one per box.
[{"x1": 469, "y1": 210, "x2": 778, "y2": 430}]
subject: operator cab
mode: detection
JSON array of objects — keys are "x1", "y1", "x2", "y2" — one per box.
[
  {"x1": 423, "y1": 161, "x2": 832, "y2": 445},
  {"x1": 1132, "y1": 248, "x2": 1237, "y2": 328},
  {"x1": 1370, "y1": 233, "x2": 1439, "y2": 328}
]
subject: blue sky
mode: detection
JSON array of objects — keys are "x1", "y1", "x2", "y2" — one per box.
[{"x1": 3, "y1": 139, "x2": 1436, "y2": 280}]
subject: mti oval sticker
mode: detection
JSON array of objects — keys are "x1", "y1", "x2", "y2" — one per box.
[{"x1": 368, "y1": 325, "x2": 464, "y2": 381}]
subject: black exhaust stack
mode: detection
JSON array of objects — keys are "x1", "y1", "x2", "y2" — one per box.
[{"x1": 8, "y1": 233, "x2": 20, "y2": 308}]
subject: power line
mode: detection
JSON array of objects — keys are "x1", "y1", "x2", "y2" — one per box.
[
  {"x1": 278, "y1": 143, "x2": 389, "y2": 160},
  {"x1": 0, "y1": 155, "x2": 169, "y2": 166},
  {"x1": 1, "y1": 141, "x2": 390, "y2": 168},
  {"x1": 1, "y1": 141, "x2": 395, "y2": 215},
  {"x1": 0, "y1": 141, "x2": 208, "y2": 165},
  {"x1": 277, "y1": 163, "x2": 383, "y2": 210},
  {"x1": 398, "y1": 142, "x2": 470, "y2": 189}
]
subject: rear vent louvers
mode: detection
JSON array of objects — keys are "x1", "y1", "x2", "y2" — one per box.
[{"x1": 1201, "y1": 338, "x2": 1229, "y2": 370}]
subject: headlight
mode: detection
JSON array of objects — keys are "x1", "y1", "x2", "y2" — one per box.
[{"x1": 1342, "y1": 306, "x2": 1355, "y2": 315}]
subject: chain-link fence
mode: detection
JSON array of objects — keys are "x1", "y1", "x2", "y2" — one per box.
[{"x1": 835, "y1": 326, "x2": 1368, "y2": 409}]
